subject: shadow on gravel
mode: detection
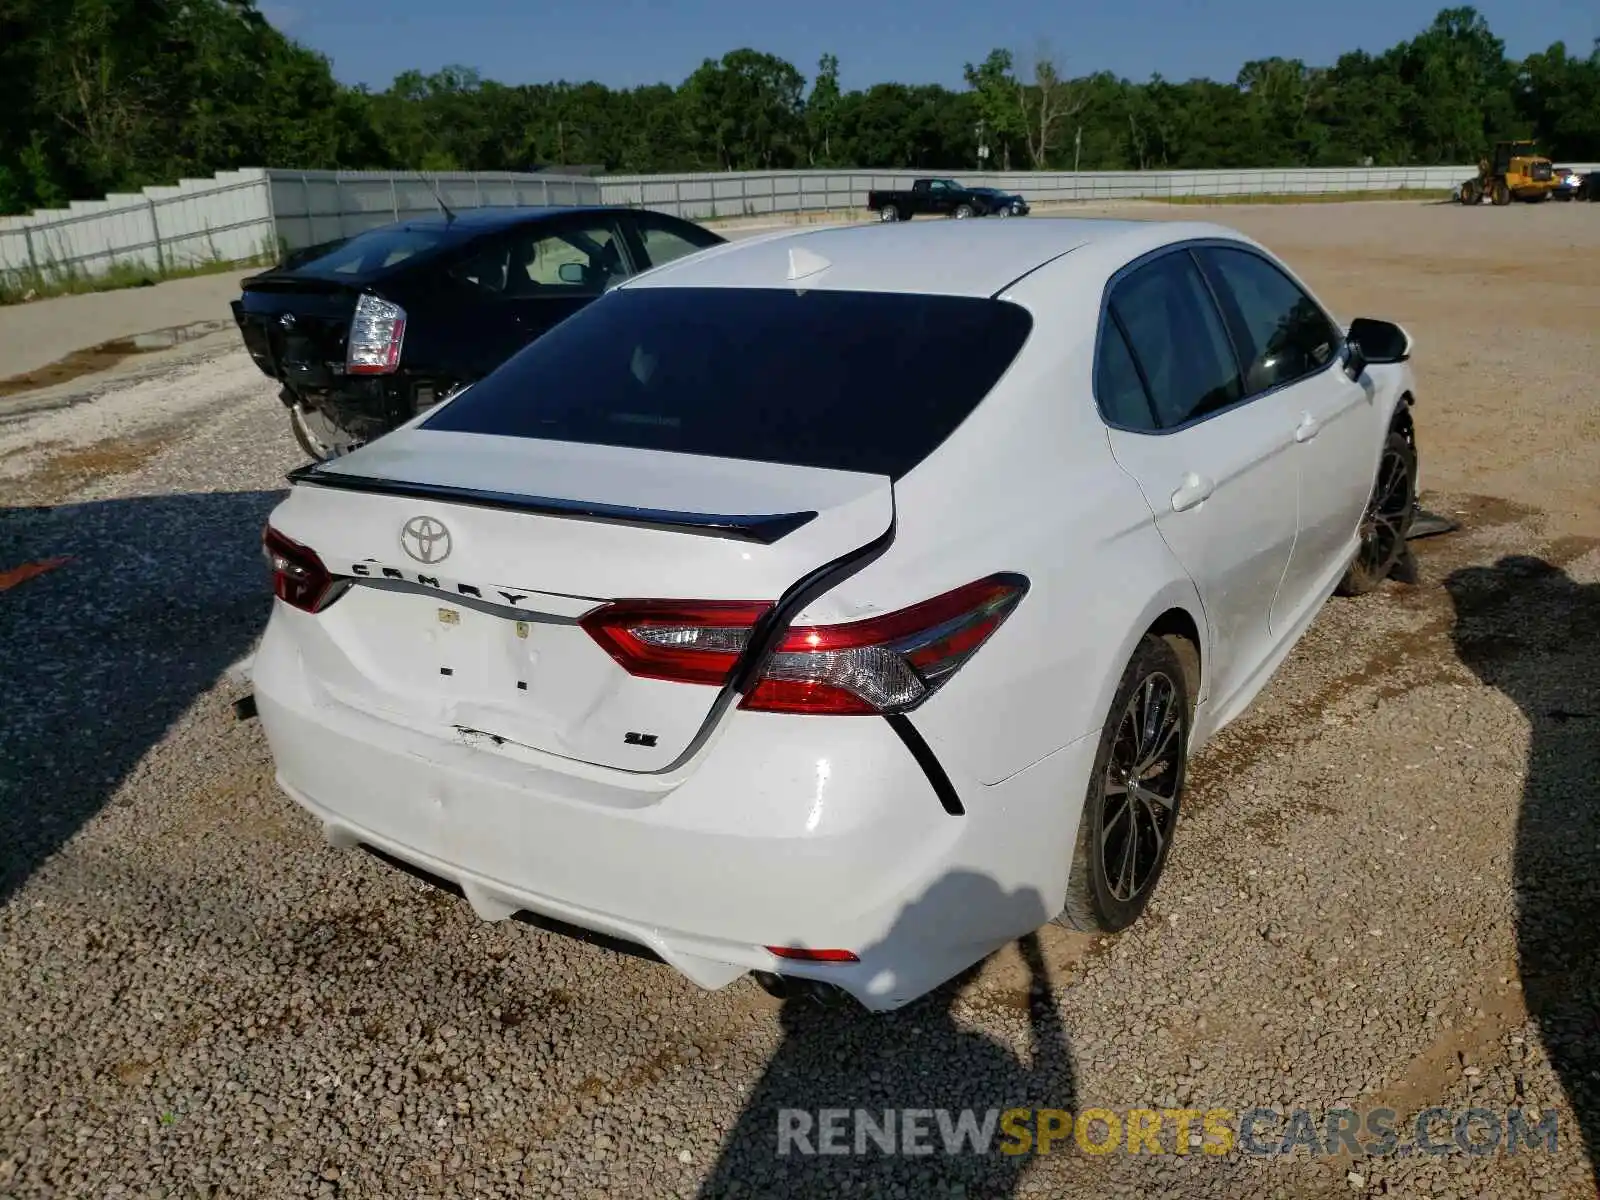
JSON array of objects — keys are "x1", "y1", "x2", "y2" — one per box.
[
  {"x1": 696, "y1": 874, "x2": 1073, "y2": 1199},
  {"x1": 1447, "y1": 555, "x2": 1600, "y2": 1189},
  {"x1": 0, "y1": 489, "x2": 281, "y2": 904}
]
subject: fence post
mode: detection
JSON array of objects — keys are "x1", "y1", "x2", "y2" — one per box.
[
  {"x1": 23, "y1": 226, "x2": 39, "y2": 275},
  {"x1": 147, "y1": 197, "x2": 166, "y2": 273},
  {"x1": 390, "y1": 176, "x2": 400, "y2": 221}
]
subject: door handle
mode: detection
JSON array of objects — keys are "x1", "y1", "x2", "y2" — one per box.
[
  {"x1": 1294, "y1": 412, "x2": 1322, "y2": 443},
  {"x1": 1170, "y1": 472, "x2": 1215, "y2": 512}
]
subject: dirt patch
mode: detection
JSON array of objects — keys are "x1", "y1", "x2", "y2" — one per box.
[{"x1": 0, "y1": 320, "x2": 229, "y2": 399}]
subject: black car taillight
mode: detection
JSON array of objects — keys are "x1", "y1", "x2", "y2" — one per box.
[
  {"x1": 346, "y1": 293, "x2": 406, "y2": 375},
  {"x1": 262, "y1": 524, "x2": 346, "y2": 613}
]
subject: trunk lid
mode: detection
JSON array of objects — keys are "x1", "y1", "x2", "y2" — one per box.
[
  {"x1": 269, "y1": 428, "x2": 895, "y2": 773},
  {"x1": 232, "y1": 276, "x2": 361, "y2": 388}
]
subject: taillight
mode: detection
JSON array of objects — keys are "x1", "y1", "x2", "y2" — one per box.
[
  {"x1": 346, "y1": 293, "x2": 406, "y2": 375},
  {"x1": 579, "y1": 574, "x2": 1027, "y2": 715},
  {"x1": 581, "y1": 600, "x2": 774, "y2": 685},
  {"x1": 262, "y1": 525, "x2": 345, "y2": 613}
]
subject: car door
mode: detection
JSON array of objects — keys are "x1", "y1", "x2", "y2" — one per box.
[
  {"x1": 1194, "y1": 244, "x2": 1379, "y2": 633},
  {"x1": 498, "y1": 214, "x2": 635, "y2": 344},
  {"x1": 924, "y1": 180, "x2": 955, "y2": 215},
  {"x1": 421, "y1": 232, "x2": 528, "y2": 379},
  {"x1": 1097, "y1": 247, "x2": 1301, "y2": 714}
]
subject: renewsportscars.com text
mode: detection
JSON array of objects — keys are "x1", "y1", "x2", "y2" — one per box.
[{"x1": 776, "y1": 1106, "x2": 1561, "y2": 1158}]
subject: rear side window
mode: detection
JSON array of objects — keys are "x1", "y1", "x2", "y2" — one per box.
[
  {"x1": 1109, "y1": 252, "x2": 1242, "y2": 429},
  {"x1": 423, "y1": 287, "x2": 1034, "y2": 478},
  {"x1": 1095, "y1": 319, "x2": 1157, "y2": 431},
  {"x1": 287, "y1": 227, "x2": 450, "y2": 278}
]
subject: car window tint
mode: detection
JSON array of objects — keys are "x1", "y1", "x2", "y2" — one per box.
[
  {"x1": 422, "y1": 287, "x2": 1033, "y2": 480},
  {"x1": 1095, "y1": 318, "x2": 1157, "y2": 431},
  {"x1": 445, "y1": 237, "x2": 512, "y2": 294},
  {"x1": 635, "y1": 219, "x2": 718, "y2": 270},
  {"x1": 1200, "y1": 246, "x2": 1341, "y2": 396},
  {"x1": 1110, "y1": 252, "x2": 1242, "y2": 428},
  {"x1": 287, "y1": 227, "x2": 450, "y2": 279},
  {"x1": 505, "y1": 221, "x2": 624, "y2": 297}
]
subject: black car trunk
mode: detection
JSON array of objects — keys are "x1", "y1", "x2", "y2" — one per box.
[{"x1": 232, "y1": 277, "x2": 362, "y2": 391}]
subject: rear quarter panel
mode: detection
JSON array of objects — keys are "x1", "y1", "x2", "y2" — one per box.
[{"x1": 805, "y1": 267, "x2": 1206, "y2": 788}]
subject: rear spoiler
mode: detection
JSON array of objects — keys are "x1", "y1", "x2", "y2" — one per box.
[{"x1": 284, "y1": 463, "x2": 818, "y2": 545}]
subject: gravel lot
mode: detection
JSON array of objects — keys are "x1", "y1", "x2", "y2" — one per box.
[{"x1": 2, "y1": 199, "x2": 1597, "y2": 1199}]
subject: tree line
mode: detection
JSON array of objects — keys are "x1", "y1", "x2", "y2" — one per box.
[{"x1": 3, "y1": 0, "x2": 1598, "y2": 215}]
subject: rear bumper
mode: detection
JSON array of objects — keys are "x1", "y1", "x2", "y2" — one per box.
[{"x1": 252, "y1": 613, "x2": 1094, "y2": 1010}]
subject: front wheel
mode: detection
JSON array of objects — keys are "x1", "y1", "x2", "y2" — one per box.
[
  {"x1": 952, "y1": 204, "x2": 974, "y2": 219},
  {"x1": 1057, "y1": 634, "x2": 1191, "y2": 934},
  {"x1": 1336, "y1": 427, "x2": 1418, "y2": 596}
]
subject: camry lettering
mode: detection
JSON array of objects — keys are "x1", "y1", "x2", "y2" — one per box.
[{"x1": 345, "y1": 562, "x2": 534, "y2": 607}]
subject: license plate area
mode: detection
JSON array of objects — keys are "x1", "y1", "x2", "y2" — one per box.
[{"x1": 429, "y1": 602, "x2": 539, "y2": 701}]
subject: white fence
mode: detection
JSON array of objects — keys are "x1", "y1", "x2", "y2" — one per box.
[
  {"x1": 0, "y1": 169, "x2": 603, "y2": 278},
  {"x1": 4, "y1": 164, "x2": 1594, "y2": 281},
  {"x1": 597, "y1": 165, "x2": 1599, "y2": 219}
]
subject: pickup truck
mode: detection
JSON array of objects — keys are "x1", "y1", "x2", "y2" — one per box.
[{"x1": 866, "y1": 178, "x2": 1031, "y2": 222}]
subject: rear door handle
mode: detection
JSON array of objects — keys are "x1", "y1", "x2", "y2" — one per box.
[
  {"x1": 1170, "y1": 473, "x2": 1215, "y2": 512},
  {"x1": 1294, "y1": 412, "x2": 1322, "y2": 443}
]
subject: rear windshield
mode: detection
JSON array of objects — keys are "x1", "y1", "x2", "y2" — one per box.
[
  {"x1": 422, "y1": 286, "x2": 1033, "y2": 478},
  {"x1": 287, "y1": 226, "x2": 451, "y2": 279}
]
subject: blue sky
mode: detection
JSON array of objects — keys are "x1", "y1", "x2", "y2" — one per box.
[{"x1": 262, "y1": 0, "x2": 1598, "y2": 93}]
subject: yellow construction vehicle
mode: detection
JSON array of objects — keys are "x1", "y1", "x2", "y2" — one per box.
[{"x1": 1457, "y1": 140, "x2": 1559, "y2": 205}]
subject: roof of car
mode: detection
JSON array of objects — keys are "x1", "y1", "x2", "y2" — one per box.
[
  {"x1": 619, "y1": 217, "x2": 1251, "y2": 298},
  {"x1": 387, "y1": 205, "x2": 624, "y2": 235}
]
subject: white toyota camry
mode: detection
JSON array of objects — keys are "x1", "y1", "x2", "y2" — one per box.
[{"x1": 250, "y1": 217, "x2": 1420, "y2": 1011}]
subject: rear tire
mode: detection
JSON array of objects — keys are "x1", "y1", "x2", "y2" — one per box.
[
  {"x1": 289, "y1": 402, "x2": 362, "y2": 462},
  {"x1": 878, "y1": 204, "x2": 899, "y2": 222},
  {"x1": 1056, "y1": 635, "x2": 1191, "y2": 934},
  {"x1": 1492, "y1": 180, "x2": 1511, "y2": 206},
  {"x1": 1335, "y1": 427, "x2": 1418, "y2": 597}
]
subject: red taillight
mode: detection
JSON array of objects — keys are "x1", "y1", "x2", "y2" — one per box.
[
  {"x1": 346, "y1": 293, "x2": 406, "y2": 375},
  {"x1": 766, "y1": 946, "x2": 859, "y2": 963},
  {"x1": 262, "y1": 525, "x2": 342, "y2": 613},
  {"x1": 580, "y1": 600, "x2": 774, "y2": 685},
  {"x1": 579, "y1": 574, "x2": 1027, "y2": 715}
]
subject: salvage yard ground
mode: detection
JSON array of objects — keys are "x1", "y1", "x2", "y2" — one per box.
[{"x1": 1, "y1": 200, "x2": 1597, "y2": 1198}]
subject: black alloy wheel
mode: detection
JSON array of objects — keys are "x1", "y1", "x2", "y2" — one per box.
[
  {"x1": 1336, "y1": 427, "x2": 1418, "y2": 596},
  {"x1": 1058, "y1": 634, "x2": 1191, "y2": 933}
]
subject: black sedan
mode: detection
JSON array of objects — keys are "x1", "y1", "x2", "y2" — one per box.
[
  {"x1": 232, "y1": 206, "x2": 726, "y2": 460},
  {"x1": 968, "y1": 186, "x2": 1030, "y2": 217}
]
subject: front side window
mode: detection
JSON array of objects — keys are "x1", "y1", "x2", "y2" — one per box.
[
  {"x1": 423, "y1": 287, "x2": 1034, "y2": 479},
  {"x1": 505, "y1": 220, "x2": 627, "y2": 296},
  {"x1": 1197, "y1": 246, "x2": 1341, "y2": 397},
  {"x1": 1109, "y1": 252, "x2": 1243, "y2": 429}
]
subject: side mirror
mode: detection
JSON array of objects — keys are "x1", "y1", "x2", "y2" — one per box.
[
  {"x1": 557, "y1": 262, "x2": 587, "y2": 285},
  {"x1": 1346, "y1": 317, "x2": 1412, "y2": 365}
]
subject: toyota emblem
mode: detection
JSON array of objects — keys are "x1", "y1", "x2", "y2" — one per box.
[{"x1": 401, "y1": 515, "x2": 452, "y2": 565}]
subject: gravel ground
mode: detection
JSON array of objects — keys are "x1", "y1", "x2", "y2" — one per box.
[{"x1": 1, "y1": 200, "x2": 1597, "y2": 1199}]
